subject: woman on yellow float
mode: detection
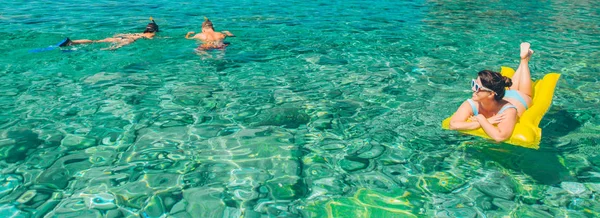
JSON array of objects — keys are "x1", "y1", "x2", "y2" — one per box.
[{"x1": 449, "y1": 42, "x2": 534, "y2": 142}]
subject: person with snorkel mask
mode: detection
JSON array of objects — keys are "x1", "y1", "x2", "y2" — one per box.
[
  {"x1": 60, "y1": 18, "x2": 159, "y2": 50},
  {"x1": 185, "y1": 17, "x2": 234, "y2": 51}
]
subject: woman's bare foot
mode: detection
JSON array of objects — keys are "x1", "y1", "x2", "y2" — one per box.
[{"x1": 520, "y1": 42, "x2": 533, "y2": 60}]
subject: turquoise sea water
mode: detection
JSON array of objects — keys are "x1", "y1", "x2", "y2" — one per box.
[{"x1": 1, "y1": 0, "x2": 599, "y2": 217}]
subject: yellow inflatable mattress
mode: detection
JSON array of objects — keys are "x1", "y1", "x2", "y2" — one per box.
[{"x1": 441, "y1": 66, "x2": 561, "y2": 149}]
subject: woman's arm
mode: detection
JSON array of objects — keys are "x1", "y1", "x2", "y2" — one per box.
[
  {"x1": 449, "y1": 101, "x2": 481, "y2": 130},
  {"x1": 185, "y1": 31, "x2": 196, "y2": 39},
  {"x1": 221, "y1": 30, "x2": 234, "y2": 37},
  {"x1": 474, "y1": 108, "x2": 517, "y2": 142}
]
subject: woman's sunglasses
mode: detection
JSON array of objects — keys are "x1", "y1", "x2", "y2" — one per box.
[{"x1": 471, "y1": 79, "x2": 496, "y2": 94}]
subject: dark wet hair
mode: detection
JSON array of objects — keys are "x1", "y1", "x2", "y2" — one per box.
[
  {"x1": 144, "y1": 22, "x2": 159, "y2": 33},
  {"x1": 478, "y1": 70, "x2": 513, "y2": 101},
  {"x1": 202, "y1": 18, "x2": 214, "y2": 30}
]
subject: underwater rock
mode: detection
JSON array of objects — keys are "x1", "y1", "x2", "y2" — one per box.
[
  {"x1": 549, "y1": 208, "x2": 589, "y2": 218},
  {"x1": 514, "y1": 205, "x2": 554, "y2": 217},
  {"x1": 318, "y1": 141, "x2": 346, "y2": 151},
  {"x1": 21, "y1": 189, "x2": 53, "y2": 209},
  {"x1": 382, "y1": 85, "x2": 407, "y2": 96},
  {"x1": 578, "y1": 170, "x2": 600, "y2": 183},
  {"x1": 83, "y1": 72, "x2": 121, "y2": 84},
  {"x1": 339, "y1": 156, "x2": 370, "y2": 172},
  {"x1": 35, "y1": 167, "x2": 69, "y2": 190},
  {"x1": 485, "y1": 211, "x2": 510, "y2": 218},
  {"x1": 193, "y1": 124, "x2": 226, "y2": 139},
  {"x1": 355, "y1": 142, "x2": 386, "y2": 159},
  {"x1": 0, "y1": 88, "x2": 19, "y2": 96},
  {"x1": 157, "y1": 191, "x2": 183, "y2": 214},
  {"x1": 473, "y1": 172, "x2": 515, "y2": 200},
  {"x1": 87, "y1": 148, "x2": 119, "y2": 166},
  {"x1": 332, "y1": 101, "x2": 361, "y2": 118},
  {"x1": 560, "y1": 182, "x2": 587, "y2": 195},
  {"x1": 305, "y1": 164, "x2": 336, "y2": 180},
  {"x1": 0, "y1": 130, "x2": 43, "y2": 163},
  {"x1": 421, "y1": 172, "x2": 466, "y2": 194},
  {"x1": 169, "y1": 199, "x2": 191, "y2": 218},
  {"x1": 589, "y1": 155, "x2": 600, "y2": 166},
  {"x1": 142, "y1": 173, "x2": 180, "y2": 189},
  {"x1": 36, "y1": 153, "x2": 91, "y2": 189},
  {"x1": 302, "y1": 188, "x2": 424, "y2": 218},
  {"x1": 41, "y1": 132, "x2": 64, "y2": 148},
  {"x1": 105, "y1": 209, "x2": 125, "y2": 218},
  {"x1": 227, "y1": 176, "x2": 260, "y2": 201},
  {"x1": 31, "y1": 192, "x2": 62, "y2": 218},
  {"x1": 567, "y1": 198, "x2": 600, "y2": 216},
  {"x1": 16, "y1": 190, "x2": 36, "y2": 204},
  {"x1": 346, "y1": 172, "x2": 399, "y2": 191},
  {"x1": 475, "y1": 195, "x2": 493, "y2": 210},
  {"x1": 491, "y1": 198, "x2": 516, "y2": 211},
  {"x1": 83, "y1": 193, "x2": 117, "y2": 210},
  {"x1": 309, "y1": 177, "x2": 350, "y2": 199},
  {"x1": 563, "y1": 155, "x2": 591, "y2": 176},
  {"x1": 475, "y1": 181, "x2": 515, "y2": 200},
  {"x1": 111, "y1": 181, "x2": 155, "y2": 209},
  {"x1": 511, "y1": 175, "x2": 548, "y2": 205},
  {"x1": 156, "y1": 111, "x2": 195, "y2": 128},
  {"x1": 378, "y1": 148, "x2": 411, "y2": 166},
  {"x1": 48, "y1": 209, "x2": 101, "y2": 217},
  {"x1": 141, "y1": 195, "x2": 165, "y2": 218},
  {"x1": 0, "y1": 174, "x2": 22, "y2": 199},
  {"x1": 222, "y1": 207, "x2": 242, "y2": 218},
  {"x1": 311, "y1": 118, "x2": 332, "y2": 130},
  {"x1": 252, "y1": 107, "x2": 310, "y2": 128},
  {"x1": 585, "y1": 182, "x2": 600, "y2": 193},
  {"x1": 435, "y1": 208, "x2": 477, "y2": 218},
  {"x1": 0, "y1": 204, "x2": 31, "y2": 217},
  {"x1": 316, "y1": 56, "x2": 348, "y2": 65},
  {"x1": 266, "y1": 176, "x2": 307, "y2": 200},
  {"x1": 44, "y1": 196, "x2": 102, "y2": 217},
  {"x1": 183, "y1": 187, "x2": 227, "y2": 217},
  {"x1": 173, "y1": 96, "x2": 200, "y2": 106},
  {"x1": 543, "y1": 186, "x2": 570, "y2": 207},
  {"x1": 182, "y1": 171, "x2": 210, "y2": 188},
  {"x1": 61, "y1": 134, "x2": 97, "y2": 150}
]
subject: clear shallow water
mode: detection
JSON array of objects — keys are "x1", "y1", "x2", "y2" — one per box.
[{"x1": 1, "y1": 0, "x2": 599, "y2": 217}]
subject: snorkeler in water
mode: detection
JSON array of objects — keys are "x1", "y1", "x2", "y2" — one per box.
[
  {"x1": 60, "y1": 18, "x2": 159, "y2": 50},
  {"x1": 185, "y1": 17, "x2": 234, "y2": 51}
]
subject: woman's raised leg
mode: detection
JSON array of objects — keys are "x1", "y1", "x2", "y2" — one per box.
[{"x1": 509, "y1": 42, "x2": 533, "y2": 97}]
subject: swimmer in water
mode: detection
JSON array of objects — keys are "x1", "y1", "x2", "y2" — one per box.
[
  {"x1": 60, "y1": 18, "x2": 159, "y2": 50},
  {"x1": 185, "y1": 17, "x2": 234, "y2": 51}
]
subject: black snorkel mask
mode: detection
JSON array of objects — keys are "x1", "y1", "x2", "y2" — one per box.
[{"x1": 144, "y1": 17, "x2": 159, "y2": 33}]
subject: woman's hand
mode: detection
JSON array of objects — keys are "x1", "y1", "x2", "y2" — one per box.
[
  {"x1": 474, "y1": 114, "x2": 487, "y2": 123},
  {"x1": 468, "y1": 114, "x2": 504, "y2": 124},
  {"x1": 185, "y1": 32, "x2": 195, "y2": 39},
  {"x1": 487, "y1": 113, "x2": 506, "y2": 125},
  {"x1": 222, "y1": 30, "x2": 234, "y2": 37}
]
